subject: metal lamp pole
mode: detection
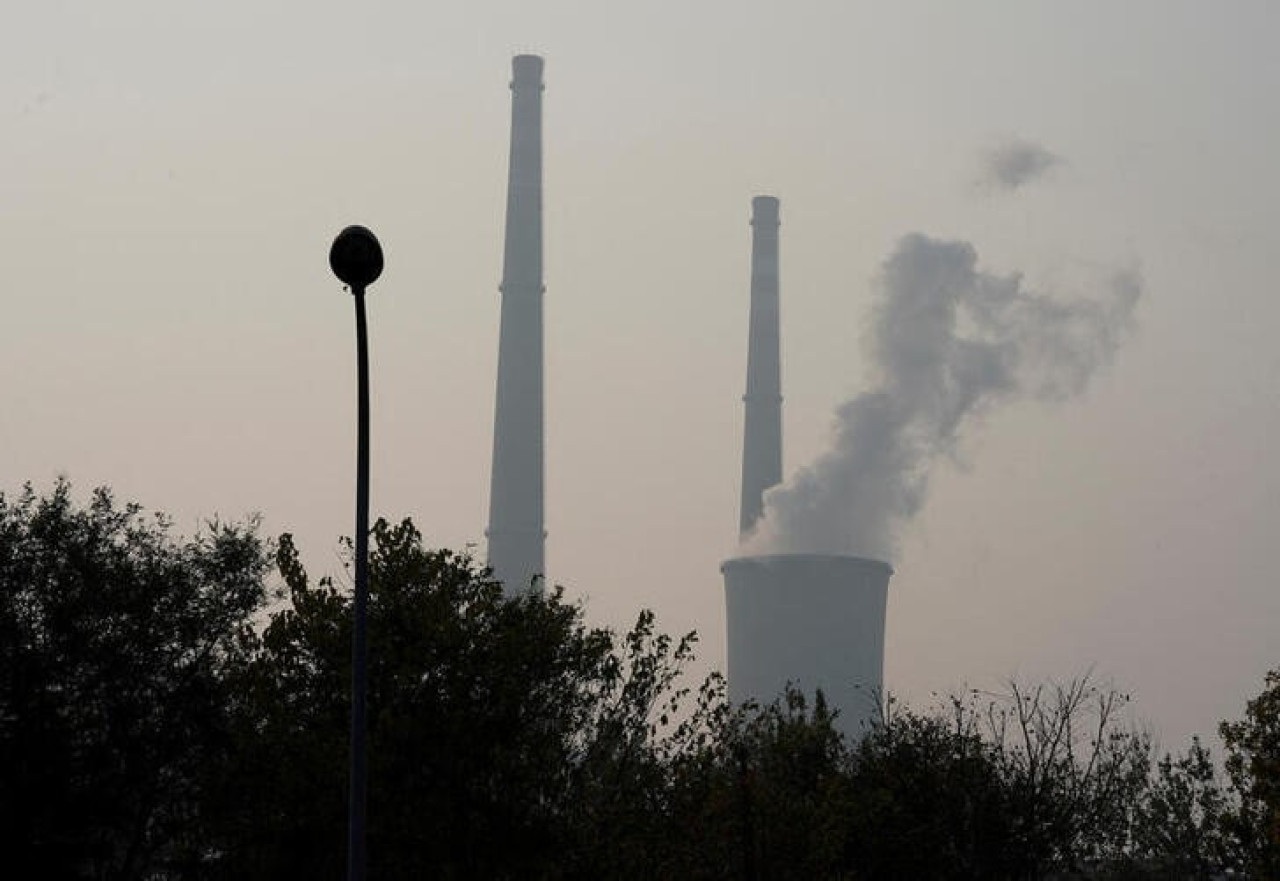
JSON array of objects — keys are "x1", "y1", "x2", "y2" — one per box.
[{"x1": 329, "y1": 225, "x2": 383, "y2": 881}]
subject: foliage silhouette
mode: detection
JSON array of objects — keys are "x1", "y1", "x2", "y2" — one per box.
[
  {"x1": 3, "y1": 481, "x2": 1278, "y2": 879},
  {"x1": 0, "y1": 480, "x2": 270, "y2": 878},
  {"x1": 209, "y1": 516, "x2": 719, "y2": 880},
  {"x1": 1221, "y1": 668, "x2": 1280, "y2": 876}
]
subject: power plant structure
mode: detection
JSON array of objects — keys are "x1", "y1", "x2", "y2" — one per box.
[
  {"x1": 723, "y1": 197, "x2": 894, "y2": 736},
  {"x1": 738, "y1": 197, "x2": 783, "y2": 538},
  {"x1": 476, "y1": 58, "x2": 892, "y2": 725},
  {"x1": 486, "y1": 54, "x2": 546, "y2": 593},
  {"x1": 723, "y1": 554, "x2": 892, "y2": 734}
]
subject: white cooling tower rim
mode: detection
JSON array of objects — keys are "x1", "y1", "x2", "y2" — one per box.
[{"x1": 721, "y1": 553, "x2": 893, "y2": 576}]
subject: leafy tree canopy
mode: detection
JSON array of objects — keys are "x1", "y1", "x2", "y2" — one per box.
[
  {"x1": 1221, "y1": 668, "x2": 1280, "y2": 876},
  {"x1": 211, "y1": 516, "x2": 719, "y2": 880},
  {"x1": 3, "y1": 480, "x2": 1277, "y2": 880},
  {"x1": 0, "y1": 479, "x2": 270, "y2": 878}
]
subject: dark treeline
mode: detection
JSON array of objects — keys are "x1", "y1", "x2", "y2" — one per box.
[{"x1": 1, "y1": 481, "x2": 1277, "y2": 879}]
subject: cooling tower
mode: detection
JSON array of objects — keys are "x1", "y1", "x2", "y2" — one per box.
[
  {"x1": 723, "y1": 554, "x2": 892, "y2": 735},
  {"x1": 739, "y1": 196, "x2": 782, "y2": 538},
  {"x1": 486, "y1": 55, "x2": 546, "y2": 593}
]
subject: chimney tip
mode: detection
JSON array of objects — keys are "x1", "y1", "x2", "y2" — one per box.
[
  {"x1": 751, "y1": 195, "x2": 780, "y2": 225},
  {"x1": 512, "y1": 54, "x2": 545, "y2": 85}
]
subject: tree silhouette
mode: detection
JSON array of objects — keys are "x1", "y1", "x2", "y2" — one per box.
[
  {"x1": 3, "y1": 480, "x2": 1274, "y2": 879},
  {"x1": 1221, "y1": 668, "x2": 1280, "y2": 876},
  {"x1": 0, "y1": 480, "x2": 270, "y2": 878},
  {"x1": 208, "y1": 517, "x2": 717, "y2": 879}
]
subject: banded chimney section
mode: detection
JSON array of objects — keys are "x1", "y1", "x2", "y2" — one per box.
[
  {"x1": 487, "y1": 55, "x2": 545, "y2": 592},
  {"x1": 739, "y1": 196, "x2": 783, "y2": 538}
]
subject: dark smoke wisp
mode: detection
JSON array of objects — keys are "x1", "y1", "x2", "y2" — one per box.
[
  {"x1": 744, "y1": 233, "x2": 1140, "y2": 561},
  {"x1": 981, "y1": 138, "x2": 1061, "y2": 191}
]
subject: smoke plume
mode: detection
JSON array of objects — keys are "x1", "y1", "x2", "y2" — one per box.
[
  {"x1": 745, "y1": 233, "x2": 1140, "y2": 560},
  {"x1": 981, "y1": 139, "x2": 1061, "y2": 191}
]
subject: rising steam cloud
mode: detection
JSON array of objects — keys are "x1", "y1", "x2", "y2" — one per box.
[{"x1": 745, "y1": 234, "x2": 1140, "y2": 560}]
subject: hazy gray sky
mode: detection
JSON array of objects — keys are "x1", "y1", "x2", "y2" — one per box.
[{"x1": 3, "y1": 0, "x2": 1277, "y2": 752}]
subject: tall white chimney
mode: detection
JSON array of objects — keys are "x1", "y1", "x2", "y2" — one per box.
[
  {"x1": 739, "y1": 196, "x2": 782, "y2": 538},
  {"x1": 486, "y1": 55, "x2": 545, "y2": 592}
]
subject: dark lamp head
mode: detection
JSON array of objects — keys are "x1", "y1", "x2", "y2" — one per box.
[{"x1": 329, "y1": 225, "x2": 384, "y2": 291}]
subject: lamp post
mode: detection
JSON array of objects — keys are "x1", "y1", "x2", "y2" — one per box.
[{"x1": 329, "y1": 225, "x2": 383, "y2": 881}]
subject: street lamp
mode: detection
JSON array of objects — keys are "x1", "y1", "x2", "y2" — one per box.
[{"x1": 329, "y1": 224, "x2": 383, "y2": 881}]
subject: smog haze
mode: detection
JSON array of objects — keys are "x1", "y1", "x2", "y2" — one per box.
[{"x1": 2, "y1": 0, "x2": 1278, "y2": 752}]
